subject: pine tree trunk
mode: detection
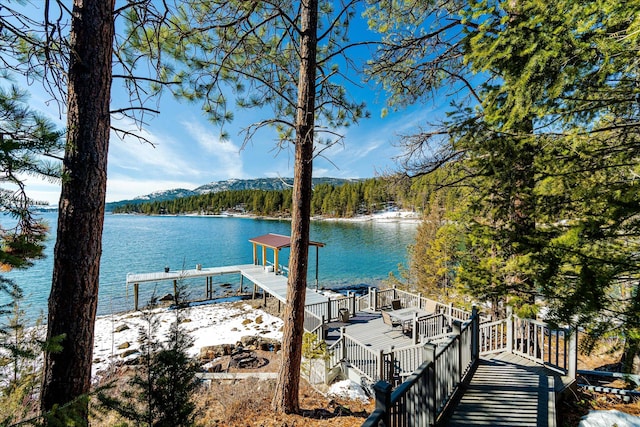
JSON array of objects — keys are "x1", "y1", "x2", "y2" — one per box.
[
  {"x1": 41, "y1": 0, "x2": 114, "y2": 420},
  {"x1": 272, "y1": 0, "x2": 318, "y2": 414}
]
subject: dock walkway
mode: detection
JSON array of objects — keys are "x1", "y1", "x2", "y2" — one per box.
[
  {"x1": 126, "y1": 263, "x2": 329, "y2": 309},
  {"x1": 445, "y1": 353, "x2": 561, "y2": 427}
]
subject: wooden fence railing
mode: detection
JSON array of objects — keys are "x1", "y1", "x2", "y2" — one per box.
[
  {"x1": 479, "y1": 310, "x2": 577, "y2": 376},
  {"x1": 355, "y1": 286, "x2": 489, "y2": 323},
  {"x1": 305, "y1": 292, "x2": 357, "y2": 324},
  {"x1": 361, "y1": 311, "x2": 479, "y2": 427}
]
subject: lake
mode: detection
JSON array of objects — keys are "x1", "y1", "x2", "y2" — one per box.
[{"x1": 2, "y1": 213, "x2": 418, "y2": 320}]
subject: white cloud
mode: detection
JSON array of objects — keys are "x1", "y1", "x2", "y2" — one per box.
[{"x1": 182, "y1": 121, "x2": 246, "y2": 179}]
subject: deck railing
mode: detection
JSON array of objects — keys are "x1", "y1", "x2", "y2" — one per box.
[
  {"x1": 362, "y1": 311, "x2": 480, "y2": 427},
  {"x1": 356, "y1": 286, "x2": 484, "y2": 323},
  {"x1": 303, "y1": 309, "x2": 324, "y2": 341},
  {"x1": 305, "y1": 293, "x2": 356, "y2": 324},
  {"x1": 479, "y1": 318, "x2": 508, "y2": 354},
  {"x1": 415, "y1": 313, "x2": 451, "y2": 343},
  {"x1": 336, "y1": 332, "x2": 386, "y2": 382},
  {"x1": 479, "y1": 311, "x2": 577, "y2": 376},
  {"x1": 328, "y1": 331, "x2": 447, "y2": 386}
]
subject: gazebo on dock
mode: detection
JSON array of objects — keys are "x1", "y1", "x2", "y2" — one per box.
[{"x1": 248, "y1": 233, "x2": 325, "y2": 288}]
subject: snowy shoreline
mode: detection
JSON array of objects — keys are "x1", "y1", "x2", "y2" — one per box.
[
  {"x1": 91, "y1": 299, "x2": 284, "y2": 379},
  {"x1": 125, "y1": 209, "x2": 423, "y2": 224}
]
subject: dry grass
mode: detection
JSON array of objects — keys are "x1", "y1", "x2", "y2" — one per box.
[{"x1": 197, "y1": 377, "x2": 373, "y2": 427}]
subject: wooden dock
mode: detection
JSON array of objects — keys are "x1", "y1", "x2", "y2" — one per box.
[
  {"x1": 125, "y1": 263, "x2": 328, "y2": 310},
  {"x1": 444, "y1": 353, "x2": 563, "y2": 427}
]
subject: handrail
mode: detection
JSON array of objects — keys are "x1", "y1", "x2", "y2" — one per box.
[
  {"x1": 362, "y1": 311, "x2": 480, "y2": 427},
  {"x1": 303, "y1": 309, "x2": 324, "y2": 341},
  {"x1": 479, "y1": 314, "x2": 576, "y2": 376}
]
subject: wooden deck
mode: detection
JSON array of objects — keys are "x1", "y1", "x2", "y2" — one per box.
[
  {"x1": 125, "y1": 263, "x2": 329, "y2": 309},
  {"x1": 444, "y1": 353, "x2": 565, "y2": 427},
  {"x1": 342, "y1": 312, "x2": 415, "y2": 350}
]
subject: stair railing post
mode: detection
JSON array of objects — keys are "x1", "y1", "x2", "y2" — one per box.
[
  {"x1": 452, "y1": 320, "x2": 462, "y2": 382},
  {"x1": 373, "y1": 380, "x2": 393, "y2": 427},
  {"x1": 349, "y1": 291, "x2": 355, "y2": 317},
  {"x1": 423, "y1": 343, "x2": 438, "y2": 427},
  {"x1": 413, "y1": 313, "x2": 420, "y2": 345},
  {"x1": 568, "y1": 327, "x2": 578, "y2": 379},
  {"x1": 340, "y1": 326, "x2": 347, "y2": 361},
  {"x1": 471, "y1": 306, "x2": 479, "y2": 362},
  {"x1": 372, "y1": 287, "x2": 378, "y2": 311},
  {"x1": 379, "y1": 349, "x2": 388, "y2": 382},
  {"x1": 506, "y1": 306, "x2": 514, "y2": 354}
]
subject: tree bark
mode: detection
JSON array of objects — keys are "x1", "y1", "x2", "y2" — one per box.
[
  {"x1": 272, "y1": 0, "x2": 318, "y2": 414},
  {"x1": 41, "y1": 0, "x2": 114, "y2": 421}
]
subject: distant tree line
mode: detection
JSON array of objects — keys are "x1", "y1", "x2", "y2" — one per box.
[{"x1": 111, "y1": 176, "x2": 450, "y2": 217}]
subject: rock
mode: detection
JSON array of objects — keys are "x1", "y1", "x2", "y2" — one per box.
[
  {"x1": 114, "y1": 324, "x2": 130, "y2": 333},
  {"x1": 117, "y1": 342, "x2": 130, "y2": 350},
  {"x1": 121, "y1": 349, "x2": 138, "y2": 359},
  {"x1": 199, "y1": 344, "x2": 234, "y2": 362},
  {"x1": 159, "y1": 293, "x2": 174, "y2": 302}
]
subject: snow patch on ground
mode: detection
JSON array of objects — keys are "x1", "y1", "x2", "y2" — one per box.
[
  {"x1": 328, "y1": 380, "x2": 370, "y2": 402},
  {"x1": 579, "y1": 409, "x2": 640, "y2": 427},
  {"x1": 92, "y1": 301, "x2": 283, "y2": 379}
]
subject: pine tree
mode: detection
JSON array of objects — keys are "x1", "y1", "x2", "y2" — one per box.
[{"x1": 99, "y1": 287, "x2": 200, "y2": 427}]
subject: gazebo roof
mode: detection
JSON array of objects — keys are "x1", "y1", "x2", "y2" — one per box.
[{"x1": 248, "y1": 233, "x2": 325, "y2": 250}]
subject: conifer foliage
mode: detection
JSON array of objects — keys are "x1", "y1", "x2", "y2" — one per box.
[{"x1": 98, "y1": 289, "x2": 200, "y2": 427}]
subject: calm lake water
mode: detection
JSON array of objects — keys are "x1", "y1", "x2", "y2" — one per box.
[{"x1": 2, "y1": 213, "x2": 417, "y2": 320}]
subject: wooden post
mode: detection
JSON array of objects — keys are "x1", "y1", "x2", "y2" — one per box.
[
  {"x1": 378, "y1": 349, "x2": 386, "y2": 382},
  {"x1": 315, "y1": 245, "x2": 319, "y2": 290},
  {"x1": 373, "y1": 381, "x2": 392, "y2": 427},
  {"x1": 349, "y1": 292, "x2": 355, "y2": 317},
  {"x1": 321, "y1": 315, "x2": 326, "y2": 340},
  {"x1": 568, "y1": 328, "x2": 578, "y2": 379},
  {"x1": 274, "y1": 249, "x2": 279, "y2": 274},
  {"x1": 327, "y1": 299, "x2": 332, "y2": 322},
  {"x1": 372, "y1": 287, "x2": 378, "y2": 311},
  {"x1": 340, "y1": 327, "x2": 347, "y2": 361},
  {"x1": 263, "y1": 288, "x2": 267, "y2": 306},
  {"x1": 239, "y1": 275, "x2": 244, "y2": 293},
  {"x1": 413, "y1": 312, "x2": 420, "y2": 345},
  {"x1": 173, "y1": 279, "x2": 178, "y2": 301},
  {"x1": 471, "y1": 306, "x2": 479, "y2": 362},
  {"x1": 423, "y1": 343, "x2": 437, "y2": 426},
  {"x1": 506, "y1": 306, "x2": 514, "y2": 354},
  {"x1": 418, "y1": 292, "x2": 422, "y2": 309},
  {"x1": 252, "y1": 284, "x2": 257, "y2": 300},
  {"x1": 452, "y1": 320, "x2": 462, "y2": 382},
  {"x1": 252, "y1": 242, "x2": 257, "y2": 264},
  {"x1": 134, "y1": 283, "x2": 139, "y2": 311},
  {"x1": 261, "y1": 245, "x2": 267, "y2": 267}
]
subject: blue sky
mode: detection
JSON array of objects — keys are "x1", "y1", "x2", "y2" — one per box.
[
  {"x1": 15, "y1": 2, "x2": 446, "y2": 205},
  {"x1": 23, "y1": 82, "x2": 437, "y2": 205}
]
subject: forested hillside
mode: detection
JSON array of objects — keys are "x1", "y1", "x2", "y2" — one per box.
[{"x1": 111, "y1": 175, "x2": 450, "y2": 217}]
